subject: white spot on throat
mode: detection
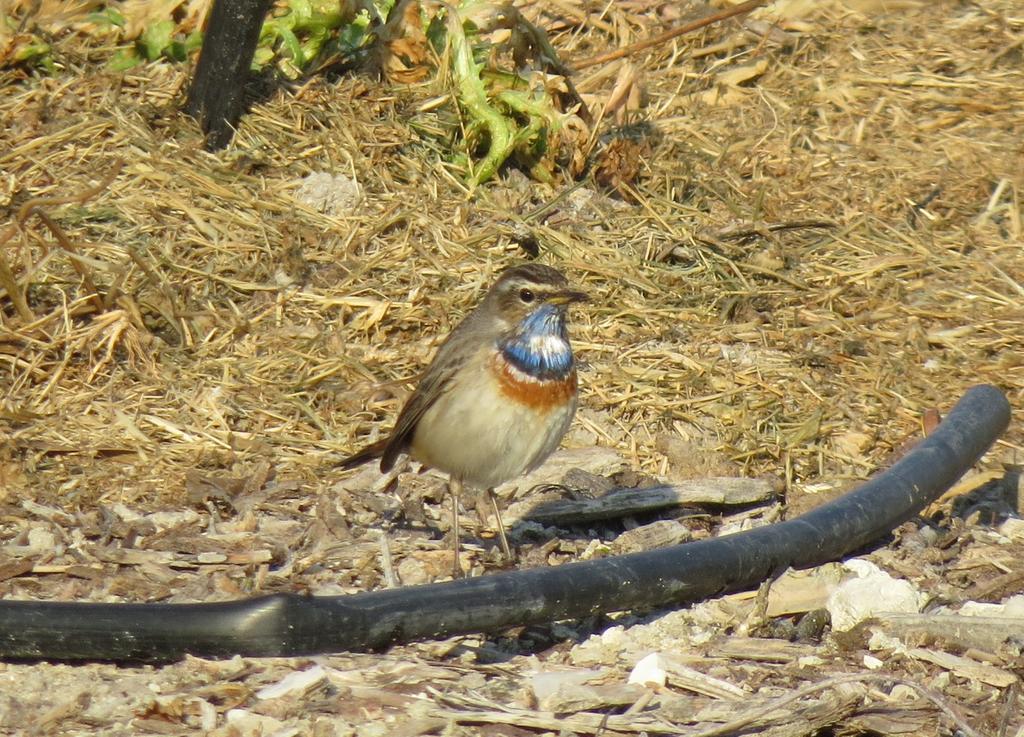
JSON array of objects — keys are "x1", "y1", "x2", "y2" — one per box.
[{"x1": 528, "y1": 333, "x2": 570, "y2": 357}]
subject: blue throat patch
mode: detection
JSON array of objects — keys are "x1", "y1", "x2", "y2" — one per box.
[{"x1": 499, "y1": 305, "x2": 574, "y2": 380}]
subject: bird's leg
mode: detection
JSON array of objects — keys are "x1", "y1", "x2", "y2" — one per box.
[
  {"x1": 449, "y1": 476, "x2": 464, "y2": 578},
  {"x1": 486, "y1": 488, "x2": 513, "y2": 562}
]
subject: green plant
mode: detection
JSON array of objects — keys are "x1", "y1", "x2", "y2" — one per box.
[{"x1": 107, "y1": 12, "x2": 203, "y2": 71}]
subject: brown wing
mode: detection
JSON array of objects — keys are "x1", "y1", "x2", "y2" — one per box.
[
  {"x1": 378, "y1": 336, "x2": 471, "y2": 472},
  {"x1": 337, "y1": 358, "x2": 461, "y2": 472},
  {"x1": 339, "y1": 298, "x2": 492, "y2": 473}
]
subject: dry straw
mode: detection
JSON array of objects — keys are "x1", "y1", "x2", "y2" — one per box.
[{"x1": 0, "y1": 1, "x2": 1020, "y2": 522}]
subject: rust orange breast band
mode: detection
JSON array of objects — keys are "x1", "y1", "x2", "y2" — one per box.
[{"x1": 491, "y1": 353, "x2": 577, "y2": 411}]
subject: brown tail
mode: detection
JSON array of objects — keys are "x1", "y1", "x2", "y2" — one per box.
[{"x1": 337, "y1": 438, "x2": 389, "y2": 470}]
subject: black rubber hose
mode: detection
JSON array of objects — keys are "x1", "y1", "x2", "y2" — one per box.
[{"x1": 0, "y1": 384, "x2": 1010, "y2": 662}]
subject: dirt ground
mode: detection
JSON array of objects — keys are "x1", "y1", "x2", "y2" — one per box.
[{"x1": 1, "y1": 0, "x2": 1023, "y2": 735}]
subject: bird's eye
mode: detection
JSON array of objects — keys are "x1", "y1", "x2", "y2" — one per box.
[{"x1": 519, "y1": 288, "x2": 535, "y2": 303}]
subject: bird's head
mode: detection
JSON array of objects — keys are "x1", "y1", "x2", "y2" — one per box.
[
  {"x1": 483, "y1": 264, "x2": 587, "y2": 380},
  {"x1": 484, "y1": 264, "x2": 588, "y2": 331}
]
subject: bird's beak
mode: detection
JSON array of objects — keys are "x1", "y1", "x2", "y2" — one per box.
[{"x1": 547, "y1": 289, "x2": 589, "y2": 306}]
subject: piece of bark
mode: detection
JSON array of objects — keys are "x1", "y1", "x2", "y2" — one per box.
[
  {"x1": 539, "y1": 682, "x2": 646, "y2": 714},
  {"x1": 902, "y1": 647, "x2": 1017, "y2": 688},
  {"x1": 509, "y1": 477, "x2": 778, "y2": 526},
  {"x1": 765, "y1": 565, "x2": 845, "y2": 617},
  {"x1": 845, "y1": 710, "x2": 933, "y2": 736},
  {"x1": 610, "y1": 520, "x2": 692, "y2": 554},
  {"x1": 680, "y1": 682, "x2": 864, "y2": 736},
  {"x1": 849, "y1": 613, "x2": 1024, "y2": 657},
  {"x1": 709, "y1": 637, "x2": 819, "y2": 663},
  {"x1": 661, "y1": 656, "x2": 748, "y2": 699}
]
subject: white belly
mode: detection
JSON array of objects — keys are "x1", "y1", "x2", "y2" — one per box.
[{"x1": 409, "y1": 359, "x2": 576, "y2": 489}]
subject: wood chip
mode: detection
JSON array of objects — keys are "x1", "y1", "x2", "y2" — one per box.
[
  {"x1": 902, "y1": 648, "x2": 1017, "y2": 688},
  {"x1": 709, "y1": 638, "x2": 820, "y2": 663}
]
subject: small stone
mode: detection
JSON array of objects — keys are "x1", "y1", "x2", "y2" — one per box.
[
  {"x1": 627, "y1": 652, "x2": 667, "y2": 688},
  {"x1": 293, "y1": 172, "x2": 361, "y2": 215},
  {"x1": 26, "y1": 528, "x2": 57, "y2": 554},
  {"x1": 863, "y1": 655, "x2": 884, "y2": 670}
]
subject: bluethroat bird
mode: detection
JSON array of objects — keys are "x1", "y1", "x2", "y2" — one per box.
[{"x1": 340, "y1": 264, "x2": 587, "y2": 573}]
